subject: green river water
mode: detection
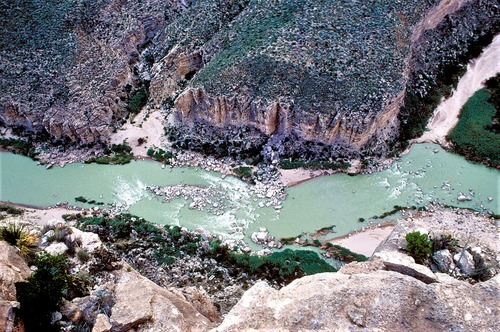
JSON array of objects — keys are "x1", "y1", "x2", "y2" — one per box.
[{"x1": 0, "y1": 143, "x2": 498, "y2": 244}]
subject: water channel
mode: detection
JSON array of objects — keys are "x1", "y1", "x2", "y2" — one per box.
[{"x1": 1, "y1": 143, "x2": 498, "y2": 244}]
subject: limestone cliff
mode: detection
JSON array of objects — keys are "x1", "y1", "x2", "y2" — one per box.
[
  {"x1": 1, "y1": 0, "x2": 499, "y2": 160},
  {"x1": 0, "y1": 0, "x2": 187, "y2": 143}
]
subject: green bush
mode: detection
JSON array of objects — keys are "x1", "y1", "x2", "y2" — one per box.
[
  {"x1": 405, "y1": 231, "x2": 432, "y2": 264},
  {"x1": 232, "y1": 166, "x2": 253, "y2": 178},
  {"x1": 127, "y1": 86, "x2": 148, "y2": 114},
  {"x1": 147, "y1": 147, "x2": 174, "y2": 163},
  {"x1": 0, "y1": 223, "x2": 39, "y2": 259},
  {"x1": 17, "y1": 253, "x2": 85, "y2": 331},
  {"x1": 0, "y1": 138, "x2": 38, "y2": 159},
  {"x1": 447, "y1": 88, "x2": 500, "y2": 166},
  {"x1": 86, "y1": 143, "x2": 134, "y2": 165},
  {"x1": 324, "y1": 243, "x2": 368, "y2": 263}
]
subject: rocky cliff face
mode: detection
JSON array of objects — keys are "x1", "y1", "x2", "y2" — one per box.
[
  {"x1": 0, "y1": 0, "x2": 187, "y2": 144},
  {"x1": 1, "y1": 0, "x2": 498, "y2": 159},
  {"x1": 0, "y1": 241, "x2": 31, "y2": 332}
]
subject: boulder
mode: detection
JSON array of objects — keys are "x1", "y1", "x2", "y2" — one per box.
[
  {"x1": 213, "y1": 271, "x2": 500, "y2": 331},
  {"x1": 372, "y1": 251, "x2": 438, "y2": 284},
  {"x1": 433, "y1": 249, "x2": 456, "y2": 273},
  {"x1": 454, "y1": 250, "x2": 475, "y2": 276},
  {"x1": 0, "y1": 301, "x2": 20, "y2": 332},
  {"x1": 0, "y1": 241, "x2": 31, "y2": 332},
  {"x1": 108, "y1": 265, "x2": 211, "y2": 332},
  {"x1": 0, "y1": 241, "x2": 31, "y2": 300},
  {"x1": 92, "y1": 313, "x2": 112, "y2": 332},
  {"x1": 44, "y1": 242, "x2": 69, "y2": 255},
  {"x1": 69, "y1": 227, "x2": 102, "y2": 253}
]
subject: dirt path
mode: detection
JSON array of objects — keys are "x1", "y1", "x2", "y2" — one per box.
[
  {"x1": 416, "y1": 34, "x2": 500, "y2": 145},
  {"x1": 110, "y1": 108, "x2": 167, "y2": 157}
]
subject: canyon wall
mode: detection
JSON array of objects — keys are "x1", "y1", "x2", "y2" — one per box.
[{"x1": 1, "y1": 0, "x2": 498, "y2": 159}]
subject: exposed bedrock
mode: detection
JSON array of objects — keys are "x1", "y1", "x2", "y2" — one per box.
[
  {"x1": 153, "y1": 0, "x2": 499, "y2": 160},
  {"x1": 1, "y1": 0, "x2": 498, "y2": 159},
  {"x1": 0, "y1": 0, "x2": 189, "y2": 143}
]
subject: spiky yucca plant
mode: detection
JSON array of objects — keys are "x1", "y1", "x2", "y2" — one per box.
[{"x1": 0, "y1": 223, "x2": 39, "y2": 257}]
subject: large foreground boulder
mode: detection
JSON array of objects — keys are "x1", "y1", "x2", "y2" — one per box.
[
  {"x1": 214, "y1": 268, "x2": 499, "y2": 331},
  {"x1": 0, "y1": 241, "x2": 31, "y2": 332}
]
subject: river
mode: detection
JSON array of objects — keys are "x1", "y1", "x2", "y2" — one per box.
[{"x1": 1, "y1": 143, "x2": 497, "y2": 245}]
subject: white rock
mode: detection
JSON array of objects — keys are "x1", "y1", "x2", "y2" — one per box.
[
  {"x1": 454, "y1": 251, "x2": 475, "y2": 276},
  {"x1": 44, "y1": 242, "x2": 69, "y2": 255},
  {"x1": 70, "y1": 227, "x2": 102, "y2": 253}
]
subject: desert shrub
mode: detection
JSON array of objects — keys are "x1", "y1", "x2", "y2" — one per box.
[
  {"x1": 0, "y1": 204, "x2": 24, "y2": 216},
  {"x1": 76, "y1": 248, "x2": 91, "y2": 263},
  {"x1": 85, "y1": 143, "x2": 133, "y2": 165},
  {"x1": 430, "y1": 234, "x2": 458, "y2": 253},
  {"x1": 16, "y1": 253, "x2": 85, "y2": 331},
  {"x1": 405, "y1": 231, "x2": 432, "y2": 264},
  {"x1": 77, "y1": 214, "x2": 159, "y2": 240},
  {"x1": 146, "y1": 147, "x2": 174, "y2": 163},
  {"x1": 127, "y1": 86, "x2": 148, "y2": 114},
  {"x1": 232, "y1": 166, "x2": 253, "y2": 178},
  {"x1": 0, "y1": 223, "x2": 39, "y2": 257},
  {"x1": 0, "y1": 138, "x2": 38, "y2": 159},
  {"x1": 324, "y1": 243, "x2": 368, "y2": 263}
]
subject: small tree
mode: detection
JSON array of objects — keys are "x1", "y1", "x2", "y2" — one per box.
[{"x1": 405, "y1": 231, "x2": 432, "y2": 264}]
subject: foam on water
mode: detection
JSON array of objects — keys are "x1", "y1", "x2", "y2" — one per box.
[{"x1": 113, "y1": 176, "x2": 148, "y2": 206}]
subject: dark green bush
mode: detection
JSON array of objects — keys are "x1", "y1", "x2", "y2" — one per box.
[
  {"x1": 17, "y1": 253, "x2": 86, "y2": 331},
  {"x1": 324, "y1": 243, "x2": 368, "y2": 263},
  {"x1": 405, "y1": 231, "x2": 432, "y2": 264},
  {"x1": 0, "y1": 138, "x2": 38, "y2": 159},
  {"x1": 127, "y1": 86, "x2": 148, "y2": 114},
  {"x1": 232, "y1": 166, "x2": 253, "y2": 178},
  {"x1": 147, "y1": 147, "x2": 174, "y2": 163},
  {"x1": 85, "y1": 143, "x2": 133, "y2": 165},
  {"x1": 447, "y1": 88, "x2": 500, "y2": 166}
]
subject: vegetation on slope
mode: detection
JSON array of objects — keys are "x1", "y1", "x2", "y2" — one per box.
[{"x1": 447, "y1": 85, "x2": 500, "y2": 167}]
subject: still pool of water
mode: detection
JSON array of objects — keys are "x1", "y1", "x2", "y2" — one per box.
[{"x1": 0, "y1": 144, "x2": 498, "y2": 243}]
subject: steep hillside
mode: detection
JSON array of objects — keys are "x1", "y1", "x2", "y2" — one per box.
[{"x1": 0, "y1": 0, "x2": 498, "y2": 162}]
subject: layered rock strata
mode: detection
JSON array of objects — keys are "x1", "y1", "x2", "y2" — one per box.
[{"x1": 1, "y1": 0, "x2": 498, "y2": 161}]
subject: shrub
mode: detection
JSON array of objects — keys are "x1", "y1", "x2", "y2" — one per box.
[
  {"x1": 232, "y1": 166, "x2": 253, "y2": 178},
  {"x1": 147, "y1": 147, "x2": 174, "y2": 163},
  {"x1": 0, "y1": 223, "x2": 39, "y2": 257},
  {"x1": 76, "y1": 248, "x2": 91, "y2": 263},
  {"x1": 127, "y1": 86, "x2": 148, "y2": 114},
  {"x1": 16, "y1": 253, "x2": 84, "y2": 331},
  {"x1": 447, "y1": 88, "x2": 500, "y2": 166},
  {"x1": 85, "y1": 143, "x2": 133, "y2": 165},
  {"x1": 405, "y1": 231, "x2": 432, "y2": 264}
]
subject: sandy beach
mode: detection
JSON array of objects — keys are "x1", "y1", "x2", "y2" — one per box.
[
  {"x1": 327, "y1": 224, "x2": 395, "y2": 257},
  {"x1": 279, "y1": 168, "x2": 333, "y2": 187},
  {"x1": 111, "y1": 108, "x2": 167, "y2": 157}
]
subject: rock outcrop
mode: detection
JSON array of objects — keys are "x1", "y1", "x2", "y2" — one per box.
[
  {"x1": 214, "y1": 269, "x2": 499, "y2": 332},
  {"x1": 96, "y1": 265, "x2": 212, "y2": 332},
  {"x1": 214, "y1": 207, "x2": 499, "y2": 331},
  {"x1": 0, "y1": 241, "x2": 31, "y2": 332},
  {"x1": 0, "y1": 0, "x2": 184, "y2": 143}
]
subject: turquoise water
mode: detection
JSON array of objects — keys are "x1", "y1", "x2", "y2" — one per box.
[{"x1": 0, "y1": 144, "x2": 498, "y2": 243}]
